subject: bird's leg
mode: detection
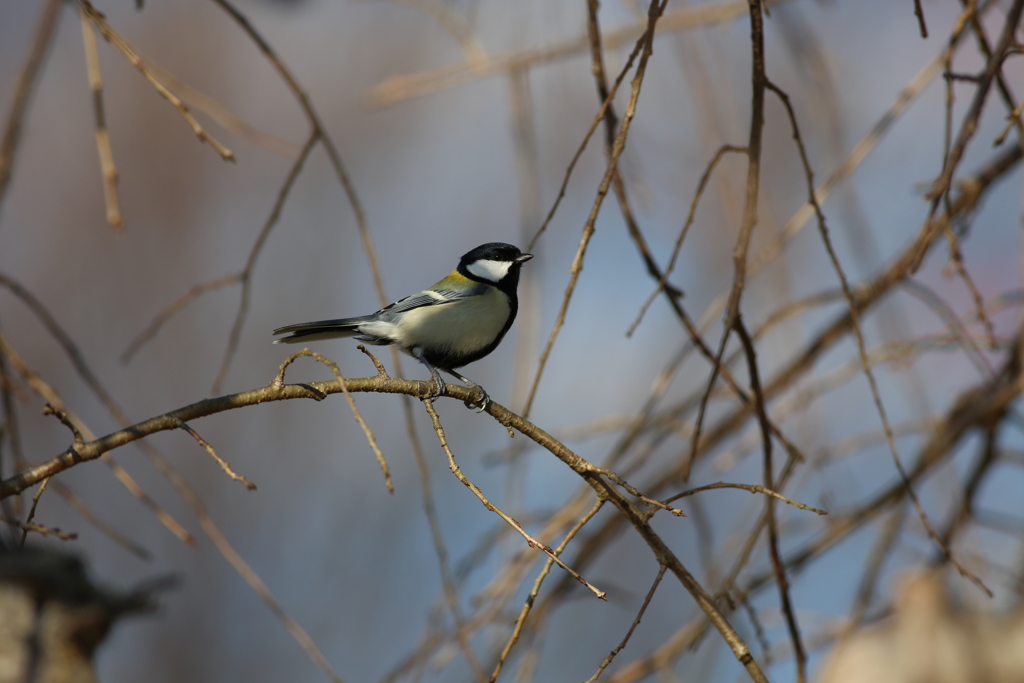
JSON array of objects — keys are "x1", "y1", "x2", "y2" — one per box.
[
  {"x1": 411, "y1": 347, "x2": 447, "y2": 398},
  {"x1": 444, "y1": 369, "x2": 490, "y2": 412}
]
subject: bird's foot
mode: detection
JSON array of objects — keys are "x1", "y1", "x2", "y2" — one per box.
[
  {"x1": 463, "y1": 385, "x2": 490, "y2": 412},
  {"x1": 431, "y1": 374, "x2": 448, "y2": 400}
]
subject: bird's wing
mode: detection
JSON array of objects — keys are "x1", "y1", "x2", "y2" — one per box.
[{"x1": 377, "y1": 284, "x2": 487, "y2": 316}]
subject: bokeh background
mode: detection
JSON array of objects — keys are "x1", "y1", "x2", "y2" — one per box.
[{"x1": 1, "y1": 1, "x2": 1023, "y2": 681}]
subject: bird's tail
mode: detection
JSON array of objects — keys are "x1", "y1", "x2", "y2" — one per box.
[{"x1": 272, "y1": 316, "x2": 375, "y2": 344}]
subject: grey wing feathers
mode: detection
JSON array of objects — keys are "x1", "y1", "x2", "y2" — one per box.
[
  {"x1": 272, "y1": 286, "x2": 481, "y2": 344},
  {"x1": 378, "y1": 286, "x2": 482, "y2": 315}
]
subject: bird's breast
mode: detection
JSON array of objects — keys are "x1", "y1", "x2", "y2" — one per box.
[{"x1": 393, "y1": 288, "x2": 511, "y2": 357}]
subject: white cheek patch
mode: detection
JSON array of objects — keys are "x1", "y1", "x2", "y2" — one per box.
[{"x1": 466, "y1": 259, "x2": 513, "y2": 283}]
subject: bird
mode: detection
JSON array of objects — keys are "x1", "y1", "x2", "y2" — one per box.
[{"x1": 273, "y1": 242, "x2": 533, "y2": 411}]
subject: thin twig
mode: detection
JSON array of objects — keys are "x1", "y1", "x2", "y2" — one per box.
[
  {"x1": 522, "y1": 0, "x2": 668, "y2": 417},
  {"x1": 212, "y1": 131, "x2": 320, "y2": 392},
  {"x1": 666, "y1": 481, "x2": 827, "y2": 516},
  {"x1": 21, "y1": 476, "x2": 51, "y2": 547},
  {"x1": 42, "y1": 403, "x2": 84, "y2": 446},
  {"x1": 79, "y1": 6, "x2": 122, "y2": 230},
  {"x1": 628, "y1": 144, "x2": 745, "y2": 336},
  {"x1": 583, "y1": 564, "x2": 667, "y2": 683},
  {"x1": 422, "y1": 398, "x2": 607, "y2": 600},
  {"x1": 488, "y1": 496, "x2": 606, "y2": 682},
  {"x1": 734, "y1": 316, "x2": 807, "y2": 683},
  {"x1": 78, "y1": 0, "x2": 234, "y2": 160},
  {"x1": 275, "y1": 349, "x2": 391, "y2": 494},
  {"x1": 913, "y1": 0, "x2": 929, "y2": 38},
  {"x1": 2, "y1": 514, "x2": 77, "y2": 542},
  {"x1": 121, "y1": 274, "x2": 241, "y2": 364},
  {"x1": 0, "y1": 0, "x2": 62, "y2": 212},
  {"x1": 175, "y1": 420, "x2": 256, "y2": 490},
  {"x1": 690, "y1": 0, "x2": 767, "y2": 469},
  {"x1": 768, "y1": 78, "x2": 993, "y2": 596},
  {"x1": 0, "y1": 330, "x2": 196, "y2": 545}
]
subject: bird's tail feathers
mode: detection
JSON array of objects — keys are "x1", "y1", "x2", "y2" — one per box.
[{"x1": 272, "y1": 316, "x2": 373, "y2": 344}]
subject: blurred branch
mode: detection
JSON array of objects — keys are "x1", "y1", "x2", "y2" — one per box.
[
  {"x1": 77, "y1": 0, "x2": 235, "y2": 161},
  {"x1": 693, "y1": 0, "x2": 986, "y2": 351},
  {"x1": 276, "y1": 349, "x2": 391, "y2": 493},
  {"x1": 120, "y1": 273, "x2": 242, "y2": 364},
  {"x1": 743, "y1": 335, "x2": 1022, "y2": 598},
  {"x1": 0, "y1": 0, "x2": 62, "y2": 214},
  {"x1": 918, "y1": 0, "x2": 1024, "y2": 263},
  {"x1": 687, "y1": 139, "x2": 1022, "y2": 478},
  {"x1": 691, "y1": 0, "x2": 767, "y2": 472},
  {"x1": 523, "y1": 0, "x2": 668, "y2": 417},
  {"x1": 583, "y1": 564, "x2": 667, "y2": 683},
  {"x1": 141, "y1": 57, "x2": 301, "y2": 159},
  {"x1": 913, "y1": 0, "x2": 928, "y2": 38},
  {"x1": 0, "y1": 330, "x2": 195, "y2": 546},
  {"x1": 79, "y1": 7, "x2": 122, "y2": 230},
  {"x1": 212, "y1": 132, "x2": 319, "y2": 392},
  {"x1": 364, "y1": 0, "x2": 790, "y2": 108},
  {"x1": 0, "y1": 351, "x2": 770, "y2": 680},
  {"x1": 422, "y1": 398, "x2": 607, "y2": 600}
]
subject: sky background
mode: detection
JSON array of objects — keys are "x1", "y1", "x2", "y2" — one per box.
[{"x1": 1, "y1": 1, "x2": 1023, "y2": 682}]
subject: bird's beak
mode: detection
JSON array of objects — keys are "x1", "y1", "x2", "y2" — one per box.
[{"x1": 516, "y1": 253, "x2": 534, "y2": 263}]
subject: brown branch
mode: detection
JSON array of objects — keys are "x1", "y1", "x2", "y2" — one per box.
[
  {"x1": 583, "y1": 564, "x2": 668, "y2": 683},
  {"x1": 0, "y1": 330, "x2": 196, "y2": 545},
  {"x1": 422, "y1": 398, "x2": 607, "y2": 601},
  {"x1": 734, "y1": 317, "x2": 807, "y2": 683},
  {"x1": 665, "y1": 481, "x2": 826, "y2": 516},
  {"x1": 175, "y1": 420, "x2": 256, "y2": 490},
  {"x1": 2, "y1": 515, "x2": 77, "y2": 542},
  {"x1": 79, "y1": 7, "x2": 122, "y2": 230},
  {"x1": 522, "y1": 0, "x2": 668, "y2": 417},
  {"x1": 211, "y1": 131, "x2": 320, "y2": 392},
  {"x1": 42, "y1": 403, "x2": 84, "y2": 446},
  {"x1": 690, "y1": 0, "x2": 767, "y2": 468},
  {"x1": 77, "y1": 0, "x2": 234, "y2": 161},
  {"x1": 628, "y1": 144, "x2": 746, "y2": 337},
  {"x1": 913, "y1": 0, "x2": 929, "y2": 38},
  {"x1": 365, "y1": 0, "x2": 791, "y2": 108},
  {"x1": 917, "y1": 0, "x2": 1024, "y2": 267},
  {"x1": 121, "y1": 274, "x2": 241, "y2": 364},
  {"x1": 488, "y1": 496, "x2": 605, "y2": 682},
  {"x1": 0, "y1": 0, "x2": 62, "y2": 213},
  {"x1": 768, "y1": 77, "x2": 992, "y2": 596},
  {"x1": 21, "y1": 475, "x2": 51, "y2": 547},
  {"x1": 0, "y1": 357, "x2": 772, "y2": 678}
]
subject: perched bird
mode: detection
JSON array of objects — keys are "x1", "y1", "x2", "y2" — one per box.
[{"x1": 273, "y1": 242, "x2": 533, "y2": 410}]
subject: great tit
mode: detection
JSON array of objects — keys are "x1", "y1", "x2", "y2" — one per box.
[{"x1": 273, "y1": 242, "x2": 533, "y2": 410}]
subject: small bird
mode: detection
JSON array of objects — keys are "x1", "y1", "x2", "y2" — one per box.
[{"x1": 273, "y1": 242, "x2": 533, "y2": 410}]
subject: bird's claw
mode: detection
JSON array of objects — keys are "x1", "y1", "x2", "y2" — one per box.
[
  {"x1": 431, "y1": 374, "x2": 447, "y2": 400},
  {"x1": 464, "y1": 388, "x2": 490, "y2": 412}
]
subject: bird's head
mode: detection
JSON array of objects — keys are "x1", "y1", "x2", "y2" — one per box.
[{"x1": 458, "y1": 243, "x2": 533, "y2": 287}]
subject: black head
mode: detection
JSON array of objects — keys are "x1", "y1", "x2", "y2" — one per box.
[{"x1": 457, "y1": 243, "x2": 533, "y2": 289}]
